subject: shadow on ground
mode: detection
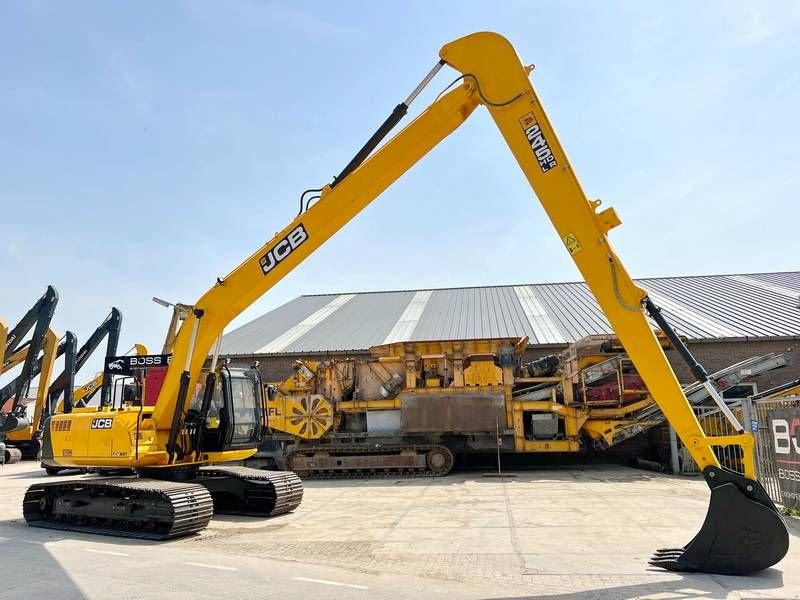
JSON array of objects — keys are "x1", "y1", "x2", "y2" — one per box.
[
  {"x1": 300, "y1": 464, "x2": 671, "y2": 489},
  {"x1": 485, "y1": 567, "x2": 784, "y2": 599}
]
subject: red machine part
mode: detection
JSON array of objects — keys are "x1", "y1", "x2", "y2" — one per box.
[{"x1": 143, "y1": 367, "x2": 168, "y2": 406}]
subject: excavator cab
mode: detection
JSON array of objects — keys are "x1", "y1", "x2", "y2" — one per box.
[{"x1": 189, "y1": 365, "x2": 265, "y2": 453}]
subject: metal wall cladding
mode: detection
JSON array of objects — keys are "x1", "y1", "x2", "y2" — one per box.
[{"x1": 400, "y1": 391, "x2": 506, "y2": 433}]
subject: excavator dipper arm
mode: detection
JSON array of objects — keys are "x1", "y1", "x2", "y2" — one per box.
[
  {"x1": 147, "y1": 32, "x2": 786, "y2": 574},
  {"x1": 47, "y1": 307, "x2": 122, "y2": 410},
  {"x1": 0, "y1": 286, "x2": 59, "y2": 432}
]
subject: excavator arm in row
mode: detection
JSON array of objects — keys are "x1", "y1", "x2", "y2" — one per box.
[
  {"x1": 1, "y1": 305, "x2": 124, "y2": 431},
  {"x1": 0, "y1": 286, "x2": 59, "y2": 433},
  {"x1": 2, "y1": 302, "x2": 134, "y2": 465},
  {"x1": 46, "y1": 307, "x2": 123, "y2": 414}
]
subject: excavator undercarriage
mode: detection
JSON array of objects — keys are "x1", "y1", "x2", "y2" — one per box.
[
  {"x1": 24, "y1": 465, "x2": 303, "y2": 540},
  {"x1": 28, "y1": 364, "x2": 303, "y2": 538},
  {"x1": 24, "y1": 478, "x2": 214, "y2": 540}
]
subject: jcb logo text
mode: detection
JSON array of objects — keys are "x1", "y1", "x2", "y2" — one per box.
[{"x1": 259, "y1": 225, "x2": 308, "y2": 275}]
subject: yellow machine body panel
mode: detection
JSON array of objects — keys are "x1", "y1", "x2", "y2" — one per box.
[
  {"x1": 463, "y1": 358, "x2": 503, "y2": 387},
  {"x1": 47, "y1": 409, "x2": 164, "y2": 468},
  {"x1": 46, "y1": 408, "x2": 258, "y2": 467},
  {"x1": 265, "y1": 393, "x2": 332, "y2": 440}
]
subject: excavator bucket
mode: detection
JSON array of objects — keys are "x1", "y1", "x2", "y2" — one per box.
[
  {"x1": 650, "y1": 466, "x2": 789, "y2": 575},
  {"x1": 0, "y1": 413, "x2": 29, "y2": 433}
]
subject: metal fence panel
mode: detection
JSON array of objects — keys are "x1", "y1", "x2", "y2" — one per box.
[
  {"x1": 677, "y1": 395, "x2": 800, "y2": 507},
  {"x1": 682, "y1": 405, "x2": 745, "y2": 474},
  {"x1": 676, "y1": 402, "x2": 761, "y2": 476},
  {"x1": 752, "y1": 395, "x2": 800, "y2": 506}
]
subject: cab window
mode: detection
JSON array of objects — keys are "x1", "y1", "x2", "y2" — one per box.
[{"x1": 229, "y1": 377, "x2": 259, "y2": 444}]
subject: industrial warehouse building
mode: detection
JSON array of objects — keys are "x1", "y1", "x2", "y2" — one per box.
[{"x1": 221, "y1": 271, "x2": 800, "y2": 393}]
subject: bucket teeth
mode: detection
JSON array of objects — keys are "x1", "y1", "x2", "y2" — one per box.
[
  {"x1": 652, "y1": 548, "x2": 686, "y2": 557},
  {"x1": 649, "y1": 557, "x2": 691, "y2": 571},
  {"x1": 649, "y1": 548, "x2": 691, "y2": 570}
]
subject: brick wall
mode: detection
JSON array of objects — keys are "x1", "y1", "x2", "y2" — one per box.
[
  {"x1": 671, "y1": 339, "x2": 798, "y2": 391},
  {"x1": 521, "y1": 339, "x2": 798, "y2": 393}
]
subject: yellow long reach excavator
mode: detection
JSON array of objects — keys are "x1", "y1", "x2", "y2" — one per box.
[{"x1": 26, "y1": 32, "x2": 788, "y2": 574}]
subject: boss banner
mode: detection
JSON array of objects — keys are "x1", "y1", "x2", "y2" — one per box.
[
  {"x1": 103, "y1": 354, "x2": 172, "y2": 376},
  {"x1": 767, "y1": 407, "x2": 800, "y2": 510}
]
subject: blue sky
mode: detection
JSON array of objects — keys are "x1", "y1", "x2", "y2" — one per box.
[{"x1": 2, "y1": 1, "x2": 799, "y2": 378}]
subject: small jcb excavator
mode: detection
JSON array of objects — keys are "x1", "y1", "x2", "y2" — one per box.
[{"x1": 24, "y1": 32, "x2": 788, "y2": 574}]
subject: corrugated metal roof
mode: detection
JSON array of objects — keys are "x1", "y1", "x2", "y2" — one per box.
[{"x1": 221, "y1": 272, "x2": 800, "y2": 355}]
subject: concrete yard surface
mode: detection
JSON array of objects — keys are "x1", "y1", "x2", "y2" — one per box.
[{"x1": 1, "y1": 462, "x2": 798, "y2": 599}]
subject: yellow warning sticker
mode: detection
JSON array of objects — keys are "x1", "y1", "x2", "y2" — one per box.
[{"x1": 562, "y1": 233, "x2": 582, "y2": 255}]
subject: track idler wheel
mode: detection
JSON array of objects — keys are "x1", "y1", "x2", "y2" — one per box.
[
  {"x1": 426, "y1": 446, "x2": 454, "y2": 476},
  {"x1": 4, "y1": 447, "x2": 23, "y2": 465},
  {"x1": 650, "y1": 466, "x2": 789, "y2": 575}
]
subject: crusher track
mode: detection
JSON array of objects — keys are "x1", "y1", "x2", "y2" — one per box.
[
  {"x1": 287, "y1": 444, "x2": 454, "y2": 479},
  {"x1": 196, "y1": 465, "x2": 304, "y2": 516},
  {"x1": 23, "y1": 478, "x2": 214, "y2": 540}
]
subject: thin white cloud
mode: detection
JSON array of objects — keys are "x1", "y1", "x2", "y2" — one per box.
[
  {"x1": 725, "y1": 0, "x2": 800, "y2": 44},
  {"x1": 183, "y1": 0, "x2": 352, "y2": 37}
]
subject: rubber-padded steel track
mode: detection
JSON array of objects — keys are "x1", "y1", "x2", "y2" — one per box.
[
  {"x1": 197, "y1": 465, "x2": 303, "y2": 516},
  {"x1": 288, "y1": 444, "x2": 454, "y2": 479},
  {"x1": 23, "y1": 478, "x2": 213, "y2": 540}
]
